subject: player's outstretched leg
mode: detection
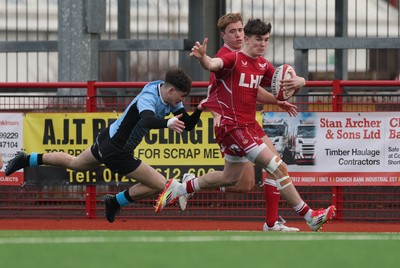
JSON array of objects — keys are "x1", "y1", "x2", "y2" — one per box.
[
  {"x1": 5, "y1": 151, "x2": 29, "y2": 176},
  {"x1": 307, "y1": 205, "x2": 336, "y2": 231},
  {"x1": 266, "y1": 155, "x2": 336, "y2": 232},
  {"x1": 178, "y1": 173, "x2": 195, "y2": 211},
  {"x1": 103, "y1": 194, "x2": 121, "y2": 223}
]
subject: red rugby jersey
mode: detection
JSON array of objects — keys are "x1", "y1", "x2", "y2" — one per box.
[{"x1": 203, "y1": 50, "x2": 275, "y2": 126}]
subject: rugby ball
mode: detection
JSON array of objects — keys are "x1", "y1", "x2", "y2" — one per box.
[{"x1": 271, "y1": 64, "x2": 295, "y2": 101}]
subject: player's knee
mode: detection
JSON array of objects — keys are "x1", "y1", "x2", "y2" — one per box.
[
  {"x1": 154, "y1": 180, "x2": 166, "y2": 192},
  {"x1": 265, "y1": 155, "x2": 292, "y2": 190},
  {"x1": 70, "y1": 160, "x2": 86, "y2": 171}
]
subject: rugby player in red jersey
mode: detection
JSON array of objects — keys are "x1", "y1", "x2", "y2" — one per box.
[
  {"x1": 156, "y1": 18, "x2": 335, "y2": 231},
  {"x1": 179, "y1": 13, "x2": 299, "y2": 232}
]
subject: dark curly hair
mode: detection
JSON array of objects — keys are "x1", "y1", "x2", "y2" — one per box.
[
  {"x1": 165, "y1": 67, "x2": 192, "y2": 93},
  {"x1": 244, "y1": 18, "x2": 271, "y2": 37}
]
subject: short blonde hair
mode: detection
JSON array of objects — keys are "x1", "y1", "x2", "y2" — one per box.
[{"x1": 217, "y1": 13, "x2": 243, "y2": 33}]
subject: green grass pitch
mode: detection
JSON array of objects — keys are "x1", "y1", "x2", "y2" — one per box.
[{"x1": 0, "y1": 230, "x2": 399, "y2": 268}]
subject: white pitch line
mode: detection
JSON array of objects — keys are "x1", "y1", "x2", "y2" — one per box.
[{"x1": 0, "y1": 234, "x2": 400, "y2": 245}]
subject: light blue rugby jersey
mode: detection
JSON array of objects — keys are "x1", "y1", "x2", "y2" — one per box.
[{"x1": 108, "y1": 80, "x2": 184, "y2": 151}]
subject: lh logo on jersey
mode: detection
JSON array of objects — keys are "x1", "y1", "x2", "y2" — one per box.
[
  {"x1": 238, "y1": 73, "x2": 263, "y2": 88},
  {"x1": 241, "y1": 60, "x2": 248, "y2": 67}
]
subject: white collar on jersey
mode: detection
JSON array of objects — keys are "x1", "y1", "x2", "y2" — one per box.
[{"x1": 158, "y1": 83, "x2": 167, "y2": 105}]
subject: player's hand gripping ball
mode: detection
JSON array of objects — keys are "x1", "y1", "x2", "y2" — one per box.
[{"x1": 271, "y1": 64, "x2": 295, "y2": 101}]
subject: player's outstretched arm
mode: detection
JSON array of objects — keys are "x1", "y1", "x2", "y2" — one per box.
[{"x1": 190, "y1": 38, "x2": 222, "y2": 71}]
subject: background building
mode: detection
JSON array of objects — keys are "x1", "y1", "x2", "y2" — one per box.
[{"x1": 0, "y1": 0, "x2": 399, "y2": 88}]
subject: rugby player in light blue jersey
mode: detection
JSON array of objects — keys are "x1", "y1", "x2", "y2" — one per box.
[{"x1": 5, "y1": 67, "x2": 203, "y2": 223}]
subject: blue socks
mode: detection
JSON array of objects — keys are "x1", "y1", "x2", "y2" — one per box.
[
  {"x1": 28, "y1": 152, "x2": 43, "y2": 167},
  {"x1": 29, "y1": 153, "x2": 39, "y2": 166},
  {"x1": 115, "y1": 190, "x2": 134, "y2": 206}
]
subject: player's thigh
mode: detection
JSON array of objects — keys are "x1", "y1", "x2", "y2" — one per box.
[
  {"x1": 126, "y1": 161, "x2": 166, "y2": 191},
  {"x1": 254, "y1": 145, "x2": 278, "y2": 169},
  {"x1": 261, "y1": 135, "x2": 279, "y2": 155}
]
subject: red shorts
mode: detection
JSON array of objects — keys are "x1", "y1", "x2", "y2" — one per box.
[
  {"x1": 254, "y1": 122, "x2": 266, "y2": 138},
  {"x1": 215, "y1": 122, "x2": 265, "y2": 157}
]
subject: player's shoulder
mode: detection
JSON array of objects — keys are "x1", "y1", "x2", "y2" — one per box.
[
  {"x1": 217, "y1": 49, "x2": 238, "y2": 61},
  {"x1": 143, "y1": 80, "x2": 162, "y2": 90},
  {"x1": 137, "y1": 80, "x2": 162, "y2": 102},
  {"x1": 140, "y1": 80, "x2": 161, "y2": 95},
  {"x1": 216, "y1": 45, "x2": 235, "y2": 56},
  {"x1": 235, "y1": 51, "x2": 268, "y2": 65}
]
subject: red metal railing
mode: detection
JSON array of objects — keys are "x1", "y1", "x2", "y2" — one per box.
[{"x1": 1, "y1": 80, "x2": 400, "y2": 221}]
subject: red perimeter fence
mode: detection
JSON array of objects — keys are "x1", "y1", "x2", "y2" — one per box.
[{"x1": 1, "y1": 80, "x2": 400, "y2": 222}]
